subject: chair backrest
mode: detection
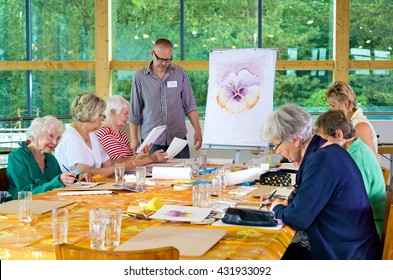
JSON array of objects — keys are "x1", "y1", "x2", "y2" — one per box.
[
  {"x1": 55, "y1": 244, "x2": 180, "y2": 260},
  {"x1": 381, "y1": 167, "x2": 390, "y2": 188},
  {"x1": 382, "y1": 180, "x2": 393, "y2": 260},
  {"x1": 0, "y1": 168, "x2": 9, "y2": 191}
]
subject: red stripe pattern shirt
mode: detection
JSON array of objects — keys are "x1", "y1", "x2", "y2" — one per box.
[{"x1": 96, "y1": 126, "x2": 133, "y2": 160}]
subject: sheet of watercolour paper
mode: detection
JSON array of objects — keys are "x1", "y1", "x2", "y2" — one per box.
[
  {"x1": 150, "y1": 205, "x2": 212, "y2": 222},
  {"x1": 203, "y1": 48, "x2": 277, "y2": 147}
]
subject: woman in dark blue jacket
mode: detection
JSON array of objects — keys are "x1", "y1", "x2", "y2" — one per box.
[{"x1": 260, "y1": 104, "x2": 381, "y2": 260}]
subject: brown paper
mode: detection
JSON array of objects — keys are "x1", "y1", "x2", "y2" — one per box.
[
  {"x1": 115, "y1": 226, "x2": 227, "y2": 256},
  {"x1": 249, "y1": 186, "x2": 294, "y2": 198},
  {"x1": 0, "y1": 200, "x2": 73, "y2": 215}
]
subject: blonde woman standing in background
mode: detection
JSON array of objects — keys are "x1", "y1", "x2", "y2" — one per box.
[{"x1": 325, "y1": 81, "x2": 379, "y2": 161}]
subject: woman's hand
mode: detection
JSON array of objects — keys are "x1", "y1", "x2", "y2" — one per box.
[
  {"x1": 59, "y1": 172, "x2": 78, "y2": 186},
  {"x1": 123, "y1": 158, "x2": 136, "y2": 170},
  {"x1": 260, "y1": 195, "x2": 274, "y2": 210},
  {"x1": 149, "y1": 149, "x2": 168, "y2": 163},
  {"x1": 78, "y1": 172, "x2": 93, "y2": 182},
  {"x1": 271, "y1": 198, "x2": 288, "y2": 209},
  {"x1": 260, "y1": 196, "x2": 287, "y2": 211}
]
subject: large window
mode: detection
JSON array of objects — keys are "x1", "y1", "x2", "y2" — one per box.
[
  {"x1": 349, "y1": 0, "x2": 393, "y2": 119},
  {"x1": 0, "y1": 0, "x2": 95, "y2": 118},
  {"x1": 112, "y1": 0, "x2": 334, "y2": 112},
  {"x1": 1, "y1": 0, "x2": 393, "y2": 122}
]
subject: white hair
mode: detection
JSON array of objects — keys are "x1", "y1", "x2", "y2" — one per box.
[
  {"x1": 105, "y1": 95, "x2": 130, "y2": 118},
  {"x1": 260, "y1": 103, "x2": 314, "y2": 143},
  {"x1": 25, "y1": 116, "x2": 65, "y2": 141}
]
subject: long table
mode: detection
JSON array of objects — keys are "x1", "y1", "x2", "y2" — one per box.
[{"x1": 0, "y1": 175, "x2": 295, "y2": 260}]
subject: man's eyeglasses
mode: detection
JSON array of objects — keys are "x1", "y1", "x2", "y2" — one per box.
[
  {"x1": 152, "y1": 51, "x2": 172, "y2": 63},
  {"x1": 274, "y1": 140, "x2": 284, "y2": 151}
]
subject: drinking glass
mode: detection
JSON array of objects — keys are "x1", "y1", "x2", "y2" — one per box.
[
  {"x1": 18, "y1": 191, "x2": 32, "y2": 223},
  {"x1": 52, "y1": 208, "x2": 68, "y2": 244}
]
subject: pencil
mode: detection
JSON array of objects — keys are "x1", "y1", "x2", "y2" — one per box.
[
  {"x1": 62, "y1": 164, "x2": 82, "y2": 186},
  {"x1": 259, "y1": 189, "x2": 277, "y2": 209}
]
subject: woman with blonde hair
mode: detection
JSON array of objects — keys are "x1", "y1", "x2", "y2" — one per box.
[
  {"x1": 55, "y1": 92, "x2": 141, "y2": 178},
  {"x1": 325, "y1": 81, "x2": 379, "y2": 160},
  {"x1": 7, "y1": 116, "x2": 78, "y2": 199}
]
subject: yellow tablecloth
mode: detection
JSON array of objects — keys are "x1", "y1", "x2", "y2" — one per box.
[{"x1": 0, "y1": 175, "x2": 295, "y2": 260}]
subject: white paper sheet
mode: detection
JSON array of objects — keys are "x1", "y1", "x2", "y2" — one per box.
[
  {"x1": 165, "y1": 137, "x2": 188, "y2": 158},
  {"x1": 225, "y1": 167, "x2": 262, "y2": 186},
  {"x1": 136, "y1": 125, "x2": 166, "y2": 153},
  {"x1": 57, "y1": 190, "x2": 112, "y2": 196},
  {"x1": 228, "y1": 186, "x2": 258, "y2": 196},
  {"x1": 152, "y1": 166, "x2": 192, "y2": 180},
  {"x1": 67, "y1": 182, "x2": 102, "y2": 188},
  {"x1": 206, "y1": 157, "x2": 234, "y2": 165},
  {"x1": 150, "y1": 205, "x2": 213, "y2": 222}
]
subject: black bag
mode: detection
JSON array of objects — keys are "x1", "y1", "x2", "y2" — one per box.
[
  {"x1": 221, "y1": 207, "x2": 278, "y2": 227},
  {"x1": 255, "y1": 169, "x2": 297, "y2": 187}
]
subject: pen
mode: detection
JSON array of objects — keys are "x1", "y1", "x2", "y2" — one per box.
[
  {"x1": 62, "y1": 164, "x2": 82, "y2": 186},
  {"x1": 259, "y1": 189, "x2": 277, "y2": 209},
  {"x1": 128, "y1": 213, "x2": 151, "y2": 220}
]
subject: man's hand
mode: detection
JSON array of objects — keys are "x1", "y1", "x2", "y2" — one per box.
[{"x1": 194, "y1": 130, "x2": 203, "y2": 151}]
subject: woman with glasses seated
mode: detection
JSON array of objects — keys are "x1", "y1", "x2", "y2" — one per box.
[
  {"x1": 96, "y1": 95, "x2": 167, "y2": 164},
  {"x1": 315, "y1": 110, "x2": 386, "y2": 239},
  {"x1": 55, "y1": 92, "x2": 139, "y2": 178},
  {"x1": 260, "y1": 104, "x2": 381, "y2": 260},
  {"x1": 7, "y1": 116, "x2": 80, "y2": 199}
]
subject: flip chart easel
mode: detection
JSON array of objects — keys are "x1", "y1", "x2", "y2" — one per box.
[{"x1": 202, "y1": 48, "x2": 277, "y2": 160}]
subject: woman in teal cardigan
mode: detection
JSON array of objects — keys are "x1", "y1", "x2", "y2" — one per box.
[{"x1": 7, "y1": 116, "x2": 79, "y2": 199}]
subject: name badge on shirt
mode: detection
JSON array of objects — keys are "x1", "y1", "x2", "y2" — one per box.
[{"x1": 167, "y1": 81, "x2": 177, "y2": 88}]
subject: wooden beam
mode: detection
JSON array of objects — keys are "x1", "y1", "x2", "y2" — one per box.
[
  {"x1": 276, "y1": 60, "x2": 335, "y2": 70},
  {"x1": 0, "y1": 61, "x2": 95, "y2": 70},
  {"x1": 95, "y1": 0, "x2": 111, "y2": 100},
  {"x1": 349, "y1": 60, "x2": 393, "y2": 70},
  {"x1": 110, "y1": 60, "x2": 335, "y2": 71},
  {"x1": 333, "y1": 0, "x2": 350, "y2": 81}
]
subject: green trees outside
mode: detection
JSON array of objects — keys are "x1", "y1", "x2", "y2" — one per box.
[{"x1": 0, "y1": 0, "x2": 392, "y2": 122}]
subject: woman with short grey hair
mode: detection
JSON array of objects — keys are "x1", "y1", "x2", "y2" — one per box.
[
  {"x1": 96, "y1": 95, "x2": 167, "y2": 164},
  {"x1": 261, "y1": 103, "x2": 313, "y2": 145},
  {"x1": 7, "y1": 116, "x2": 77, "y2": 199},
  {"x1": 260, "y1": 104, "x2": 381, "y2": 260}
]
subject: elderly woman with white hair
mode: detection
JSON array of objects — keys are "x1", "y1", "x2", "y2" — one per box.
[
  {"x1": 96, "y1": 95, "x2": 167, "y2": 164},
  {"x1": 7, "y1": 116, "x2": 77, "y2": 199},
  {"x1": 260, "y1": 104, "x2": 381, "y2": 260}
]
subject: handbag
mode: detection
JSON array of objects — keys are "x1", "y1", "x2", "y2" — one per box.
[
  {"x1": 255, "y1": 169, "x2": 297, "y2": 187},
  {"x1": 221, "y1": 207, "x2": 278, "y2": 227}
]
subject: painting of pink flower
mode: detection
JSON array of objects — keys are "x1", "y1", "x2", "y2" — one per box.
[
  {"x1": 165, "y1": 210, "x2": 194, "y2": 218},
  {"x1": 216, "y1": 69, "x2": 260, "y2": 114}
]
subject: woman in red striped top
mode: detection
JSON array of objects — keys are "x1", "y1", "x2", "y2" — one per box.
[{"x1": 96, "y1": 95, "x2": 167, "y2": 165}]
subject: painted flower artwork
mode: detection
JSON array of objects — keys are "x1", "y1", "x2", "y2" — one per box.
[
  {"x1": 165, "y1": 210, "x2": 194, "y2": 218},
  {"x1": 216, "y1": 69, "x2": 261, "y2": 114}
]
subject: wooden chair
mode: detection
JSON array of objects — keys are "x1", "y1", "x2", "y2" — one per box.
[
  {"x1": 55, "y1": 244, "x2": 180, "y2": 260},
  {"x1": 382, "y1": 180, "x2": 393, "y2": 259},
  {"x1": 381, "y1": 167, "x2": 390, "y2": 188},
  {"x1": 0, "y1": 167, "x2": 9, "y2": 192}
]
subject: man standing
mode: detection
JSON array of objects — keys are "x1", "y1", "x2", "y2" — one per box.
[{"x1": 129, "y1": 38, "x2": 202, "y2": 158}]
